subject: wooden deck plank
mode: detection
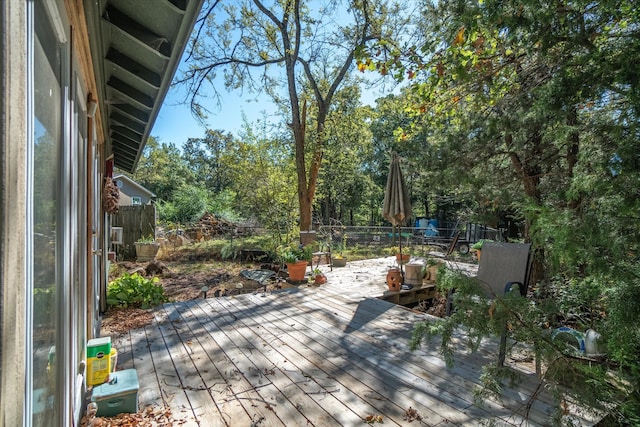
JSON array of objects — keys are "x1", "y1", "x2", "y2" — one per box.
[
  {"x1": 181, "y1": 299, "x2": 301, "y2": 426},
  {"x1": 237, "y1": 291, "x2": 491, "y2": 426},
  {"x1": 300, "y1": 287, "x2": 557, "y2": 424},
  {"x1": 313, "y1": 276, "x2": 595, "y2": 425},
  {"x1": 199, "y1": 297, "x2": 357, "y2": 426},
  {"x1": 226, "y1": 293, "x2": 430, "y2": 426},
  {"x1": 212, "y1": 295, "x2": 409, "y2": 426},
  {"x1": 128, "y1": 327, "x2": 163, "y2": 410},
  {"x1": 311, "y1": 286, "x2": 563, "y2": 421},
  {"x1": 145, "y1": 309, "x2": 200, "y2": 426},
  {"x1": 171, "y1": 300, "x2": 266, "y2": 427},
  {"x1": 99, "y1": 258, "x2": 598, "y2": 426},
  {"x1": 264, "y1": 288, "x2": 557, "y2": 425},
  {"x1": 157, "y1": 303, "x2": 241, "y2": 427}
]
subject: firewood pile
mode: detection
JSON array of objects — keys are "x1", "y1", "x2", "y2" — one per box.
[{"x1": 183, "y1": 212, "x2": 239, "y2": 241}]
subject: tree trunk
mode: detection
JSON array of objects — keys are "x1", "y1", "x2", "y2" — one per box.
[
  {"x1": 279, "y1": 0, "x2": 370, "y2": 231},
  {"x1": 507, "y1": 133, "x2": 544, "y2": 285},
  {"x1": 567, "y1": 107, "x2": 581, "y2": 210}
]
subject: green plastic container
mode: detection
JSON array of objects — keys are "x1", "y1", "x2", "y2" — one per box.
[{"x1": 91, "y1": 369, "x2": 139, "y2": 417}]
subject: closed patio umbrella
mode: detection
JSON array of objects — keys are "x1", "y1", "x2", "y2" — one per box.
[{"x1": 382, "y1": 153, "x2": 412, "y2": 276}]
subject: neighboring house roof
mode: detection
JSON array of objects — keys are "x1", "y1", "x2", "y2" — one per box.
[
  {"x1": 113, "y1": 174, "x2": 156, "y2": 198},
  {"x1": 84, "y1": 0, "x2": 205, "y2": 173}
]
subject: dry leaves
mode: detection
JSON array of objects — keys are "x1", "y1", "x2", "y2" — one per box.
[
  {"x1": 403, "y1": 406, "x2": 422, "y2": 422},
  {"x1": 100, "y1": 307, "x2": 154, "y2": 337},
  {"x1": 364, "y1": 414, "x2": 384, "y2": 424},
  {"x1": 80, "y1": 405, "x2": 186, "y2": 426}
]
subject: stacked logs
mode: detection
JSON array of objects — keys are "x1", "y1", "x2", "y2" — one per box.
[{"x1": 184, "y1": 212, "x2": 238, "y2": 241}]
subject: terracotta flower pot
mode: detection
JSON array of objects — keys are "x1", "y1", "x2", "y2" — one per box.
[
  {"x1": 286, "y1": 261, "x2": 308, "y2": 282},
  {"x1": 314, "y1": 275, "x2": 327, "y2": 285},
  {"x1": 395, "y1": 253, "x2": 410, "y2": 264}
]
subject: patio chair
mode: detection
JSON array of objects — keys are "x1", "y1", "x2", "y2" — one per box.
[
  {"x1": 446, "y1": 241, "x2": 533, "y2": 367},
  {"x1": 311, "y1": 232, "x2": 333, "y2": 271}
]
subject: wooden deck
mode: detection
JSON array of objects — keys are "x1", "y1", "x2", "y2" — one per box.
[{"x1": 110, "y1": 258, "x2": 597, "y2": 426}]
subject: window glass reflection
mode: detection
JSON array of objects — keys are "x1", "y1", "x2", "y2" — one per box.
[{"x1": 32, "y1": 4, "x2": 61, "y2": 424}]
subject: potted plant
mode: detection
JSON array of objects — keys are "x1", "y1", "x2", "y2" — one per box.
[
  {"x1": 311, "y1": 268, "x2": 327, "y2": 285},
  {"x1": 279, "y1": 245, "x2": 311, "y2": 282},
  {"x1": 390, "y1": 246, "x2": 410, "y2": 264},
  {"x1": 471, "y1": 240, "x2": 490, "y2": 262},
  {"x1": 332, "y1": 253, "x2": 347, "y2": 267},
  {"x1": 332, "y1": 233, "x2": 348, "y2": 267},
  {"x1": 425, "y1": 258, "x2": 443, "y2": 282},
  {"x1": 134, "y1": 234, "x2": 159, "y2": 262}
]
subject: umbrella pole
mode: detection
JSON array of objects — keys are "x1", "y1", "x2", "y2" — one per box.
[
  {"x1": 399, "y1": 226, "x2": 404, "y2": 279},
  {"x1": 391, "y1": 224, "x2": 396, "y2": 246}
]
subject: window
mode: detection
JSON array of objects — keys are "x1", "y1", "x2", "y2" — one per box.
[
  {"x1": 29, "y1": 1, "x2": 87, "y2": 425},
  {"x1": 131, "y1": 197, "x2": 142, "y2": 205},
  {"x1": 31, "y1": 1, "x2": 63, "y2": 423}
]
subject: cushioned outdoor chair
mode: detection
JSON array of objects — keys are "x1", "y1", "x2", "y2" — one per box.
[{"x1": 446, "y1": 241, "x2": 534, "y2": 367}]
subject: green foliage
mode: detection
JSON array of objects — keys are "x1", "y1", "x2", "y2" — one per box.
[
  {"x1": 220, "y1": 240, "x2": 241, "y2": 260},
  {"x1": 136, "y1": 234, "x2": 155, "y2": 244},
  {"x1": 359, "y1": 1, "x2": 640, "y2": 422},
  {"x1": 222, "y1": 121, "x2": 298, "y2": 232},
  {"x1": 207, "y1": 189, "x2": 239, "y2": 221},
  {"x1": 313, "y1": 83, "x2": 381, "y2": 224},
  {"x1": 411, "y1": 267, "x2": 496, "y2": 365},
  {"x1": 471, "y1": 240, "x2": 489, "y2": 250},
  {"x1": 165, "y1": 185, "x2": 209, "y2": 224},
  {"x1": 277, "y1": 244, "x2": 313, "y2": 264},
  {"x1": 107, "y1": 273, "x2": 168, "y2": 309},
  {"x1": 131, "y1": 137, "x2": 194, "y2": 202},
  {"x1": 414, "y1": 264, "x2": 640, "y2": 422},
  {"x1": 175, "y1": 0, "x2": 411, "y2": 229},
  {"x1": 182, "y1": 130, "x2": 235, "y2": 193}
]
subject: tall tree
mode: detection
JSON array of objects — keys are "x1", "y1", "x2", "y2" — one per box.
[
  {"x1": 182, "y1": 129, "x2": 235, "y2": 192},
  {"x1": 177, "y1": 0, "x2": 407, "y2": 230},
  {"x1": 311, "y1": 83, "x2": 378, "y2": 224},
  {"x1": 132, "y1": 137, "x2": 194, "y2": 202},
  {"x1": 223, "y1": 120, "x2": 298, "y2": 235}
]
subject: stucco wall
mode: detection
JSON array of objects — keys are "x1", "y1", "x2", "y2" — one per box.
[{"x1": 1, "y1": 1, "x2": 28, "y2": 425}]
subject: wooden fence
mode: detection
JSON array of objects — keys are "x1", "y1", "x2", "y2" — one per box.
[{"x1": 111, "y1": 204, "x2": 156, "y2": 261}]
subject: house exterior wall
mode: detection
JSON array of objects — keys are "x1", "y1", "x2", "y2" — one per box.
[
  {"x1": 1, "y1": 1, "x2": 105, "y2": 425},
  {"x1": 1, "y1": 0, "x2": 202, "y2": 425},
  {"x1": 1, "y1": 1, "x2": 29, "y2": 425},
  {"x1": 115, "y1": 179, "x2": 154, "y2": 206}
]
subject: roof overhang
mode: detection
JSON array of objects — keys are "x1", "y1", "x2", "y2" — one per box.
[{"x1": 84, "y1": 0, "x2": 203, "y2": 172}]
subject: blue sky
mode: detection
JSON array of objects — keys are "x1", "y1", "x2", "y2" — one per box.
[{"x1": 151, "y1": 78, "x2": 277, "y2": 148}]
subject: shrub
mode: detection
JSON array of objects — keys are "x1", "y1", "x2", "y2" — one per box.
[{"x1": 107, "y1": 272, "x2": 168, "y2": 309}]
